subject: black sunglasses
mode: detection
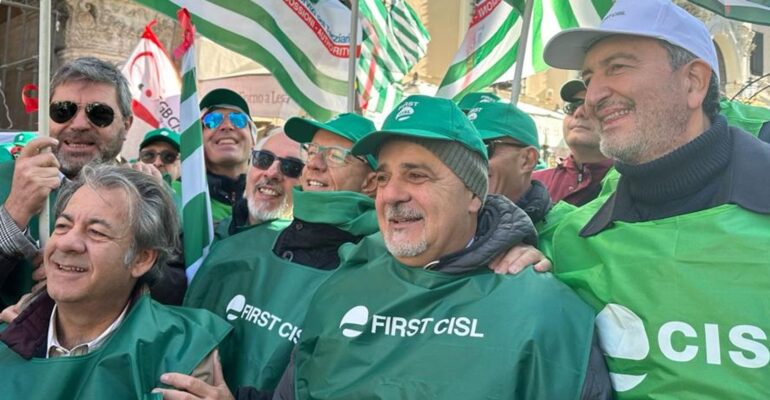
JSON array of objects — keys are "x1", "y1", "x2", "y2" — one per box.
[
  {"x1": 486, "y1": 139, "x2": 528, "y2": 158},
  {"x1": 563, "y1": 100, "x2": 585, "y2": 116},
  {"x1": 50, "y1": 101, "x2": 116, "y2": 127},
  {"x1": 251, "y1": 150, "x2": 304, "y2": 179},
  {"x1": 140, "y1": 150, "x2": 179, "y2": 164}
]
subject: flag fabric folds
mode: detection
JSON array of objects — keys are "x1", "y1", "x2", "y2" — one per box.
[
  {"x1": 437, "y1": 0, "x2": 612, "y2": 101},
  {"x1": 135, "y1": 0, "x2": 356, "y2": 121},
  {"x1": 174, "y1": 8, "x2": 214, "y2": 282},
  {"x1": 121, "y1": 20, "x2": 182, "y2": 136},
  {"x1": 357, "y1": 0, "x2": 430, "y2": 119}
]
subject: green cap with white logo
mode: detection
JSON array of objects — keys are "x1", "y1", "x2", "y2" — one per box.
[
  {"x1": 468, "y1": 102, "x2": 539, "y2": 150},
  {"x1": 285, "y1": 112, "x2": 377, "y2": 169},
  {"x1": 140, "y1": 128, "x2": 181, "y2": 153},
  {"x1": 13, "y1": 132, "x2": 37, "y2": 147},
  {"x1": 457, "y1": 92, "x2": 501, "y2": 111}
]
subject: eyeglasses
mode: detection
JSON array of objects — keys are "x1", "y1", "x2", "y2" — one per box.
[
  {"x1": 202, "y1": 111, "x2": 250, "y2": 130},
  {"x1": 251, "y1": 150, "x2": 304, "y2": 178},
  {"x1": 49, "y1": 101, "x2": 116, "y2": 127},
  {"x1": 486, "y1": 139, "x2": 528, "y2": 158},
  {"x1": 139, "y1": 150, "x2": 179, "y2": 164},
  {"x1": 563, "y1": 100, "x2": 585, "y2": 116},
  {"x1": 300, "y1": 142, "x2": 366, "y2": 167}
]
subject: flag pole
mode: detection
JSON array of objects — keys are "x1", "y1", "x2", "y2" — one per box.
[
  {"x1": 510, "y1": 0, "x2": 534, "y2": 105},
  {"x1": 38, "y1": 0, "x2": 52, "y2": 246},
  {"x1": 347, "y1": 0, "x2": 360, "y2": 113}
]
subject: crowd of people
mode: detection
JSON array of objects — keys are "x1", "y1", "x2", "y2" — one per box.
[{"x1": 1, "y1": 0, "x2": 769, "y2": 399}]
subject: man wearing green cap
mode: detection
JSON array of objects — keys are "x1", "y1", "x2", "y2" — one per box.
[
  {"x1": 468, "y1": 102, "x2": 552, "y2": 224},
  {"x1": 7, "y1": 132, "x2": 38, "y2": 160},
  {"x1": 199, "y1": 88, "x2": 256, "y2": 223},
  {"x1": 138, "y1": 127, "x2": 181, "y2": 182},
  {"x1": 159, "y1": 113, "x2": 380, "y2": 398},
  {"x1": 269, "y1": 95, "x2": 610, "y2": 400}
]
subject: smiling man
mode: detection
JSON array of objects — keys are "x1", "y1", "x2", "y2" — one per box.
[
  {"x1": 199, "y1": 89, "x2": 256, "y2": 224},
  {"x1": 271, "y1": 95, "x2": 610, "y2": 400},
  {"x1": 541, "y1": 0, "x2": 770, "y2": 397},
  {"x1": 0, "y1": 165, "x2": 229, "y2": 399}
]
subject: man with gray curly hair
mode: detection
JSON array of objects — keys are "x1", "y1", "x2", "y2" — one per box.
[{"x1": 0, "y1": 165, "x2": 231, "y2": 398}]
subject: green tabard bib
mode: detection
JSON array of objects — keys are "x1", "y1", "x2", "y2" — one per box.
[
  {"x1": 0, "y1": 161, "x2": 55, "y2": 308},
  {"x1": 295, "y1": 233, "x2": 597, "y2": 400},
  {"x1": 549, "y1": 202, "x2": 770, "y2": 399},
  {"x1": 185, "y1": 188, "x2": 378, "y2": 391},
  {"x1": 0, "y1": 294, "x2": 231, "y2": 399}
]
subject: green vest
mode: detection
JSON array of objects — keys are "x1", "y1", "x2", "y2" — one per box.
[
  {"x1": 0, "y1": 162, "x2": 55, "y2": 308},
  {"x1": 185, "y1": 188, "x2": 378, "y2": 391},
  {"x1": 0, "y1": 294, "x2": 231, "y2": 399},
  {"x1": 295, "y1": 233, "x2": 597, "y2": 400},
  {"x1": 548, "y1": 202, "x2": 770, "y2": 399},
  {"x1": 211, "y1": 197, "x2": 232, "y2": 224}
]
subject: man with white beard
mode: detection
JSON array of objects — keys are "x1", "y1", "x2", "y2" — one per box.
[{"x1": 215, "y1": 128, "x2": 303, "y2": 240}]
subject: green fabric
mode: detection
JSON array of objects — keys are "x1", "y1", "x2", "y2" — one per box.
[
  {"x1": 352, "y1": 94, "x2": 488, "y2": 161},
  {"x1": 294, "y1": 233, "x2": 596, "y2": 399},
  {"x1": 548, "y1": 202, "x2": 770, "y2": 398},
  {"x1": 0, "y1": 294, "x2": 231, "y2": 399},
  {"x1": 140, "y1": 127, "x2": 181, "y2": 152},
  {"x1": 210, "y1": 197, "x2": 232, "y2": 224},
  {"x1": 291, "y1": 187, "x2": 377, "y2": 237},
  {"x1": 457, "y1": 91, "x2": 500, "y2": 110},
  {"x1": 468, "y1": 101, "x2": 540, "y2": 149},
  {"x1": 720, "y1": 98, "x2": 770, "y2": 137},
  {"x1": 185, "y1": 190, "x2": 378, "y2": 391},
  {"x1": 0, "y1": 147, "x2": 13, "y2": 163},
  {"x1": 0, "y1": 162, "x2": 55, "y2": 308},
  {"x1": 214, "y1": 215, "x2": 289, "y2": 242}
]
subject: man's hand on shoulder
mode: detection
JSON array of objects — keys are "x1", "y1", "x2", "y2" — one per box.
[
  {"x1": 4, "y1": 137, "x2": 61, "y2": 229},
  {"x1": 489, "y1": 244, "x2": 552, "y2": 275},
  {"x1": 153, "y1": 349, "x2": 235, "y2": 400}
]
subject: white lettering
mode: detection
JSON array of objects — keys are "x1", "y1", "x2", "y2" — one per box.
[
  {"x1": 729, "y1": 325, "x2": 770, "y2": 369},
  {"x1": 659, "y1": 321, "x2": 698, "y2": 362},
  {"x1": 704, "y1": 323, "x2": 721, "y2": 365}
]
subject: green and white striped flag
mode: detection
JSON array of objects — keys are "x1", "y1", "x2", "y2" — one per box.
[
  {"x1": 688, "y1": 0, "x2": 770, "y2": 26},
  {"x1": 437, "y1": 0, "x2": 612, "y2": 101},
  {"x1": 135, "y1": 0, "x2": 356, "y2": 121},
  {"x1": 357, "y1": 0, "x2": 430, "y2": 118},
  {"x1": 173, "y1": 9, "x2": 213, "y2": 281}
]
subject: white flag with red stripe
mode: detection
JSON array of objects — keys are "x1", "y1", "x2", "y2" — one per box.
[{"x1": 121, "y1": 20, "x2": 182, "y2": 134}]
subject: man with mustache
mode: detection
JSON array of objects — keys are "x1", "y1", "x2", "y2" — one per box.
[
  {"x1": 468, "y1": 102, "x2": 552, "y2": 224},
  {"x1": 0, "y1": 165, "x2": 230, "y2": 398},
  {"x1": 199, "y1": 88, "x2": 256, "y2": 225},
  {"x1": 215, "y1": 128, "x2": 302, "y2": 240},
  {"x1": 533, "y1": 80, "x2": 612, "y2": 207},
  {"x1": 540, "y1": 0, "x2": 770, "y2": 397},
  {"x1": 268, "y1": 95, "x2": 610, "y2": 400}
]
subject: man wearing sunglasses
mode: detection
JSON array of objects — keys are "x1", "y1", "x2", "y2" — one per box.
[
  {"x1": 0, "y1": 57, "x2": 188, "y2": 313},
  {"x1": 468, "y1": 102, "x2": 552, "y2": 224},
  {"x1": 199, "y1": 88, "x2": 256, "y2": 224},
  {"x1": 532, "y1": 80, "x2": 612, "y2": 207},
  {"x1": 215, "y1": 128, "x2": 303, "y2": 240},
  {"x1": 138, "y1": 128, "x2": 181, "y2": 183}
]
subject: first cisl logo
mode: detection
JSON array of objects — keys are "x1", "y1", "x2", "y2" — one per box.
[{"x1": 596, "y1": 304, "x2": 769, "y2": 392}]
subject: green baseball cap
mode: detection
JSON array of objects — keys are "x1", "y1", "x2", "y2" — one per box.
[
  {"x1": 457, "y1": 92, "x2": 501, "y2": 111},
  {"x1": 13, "y1": 132, "x2": 37, "y2": 146},
  {"x1": 285, "y1": 112, "x2": 377, "y2": 169},
  {"x1": 140, "y1": 128, "x2": 181, "y2": 152},
  {"x1": 467, "y1": 102, "x2": 540, "y2": 150},
  {"x1": 199, "y1": 88, "x2": 251, "y2": 116},
  {"x1": 352, "y1": 95, "x2": 487, "y2": 161}
]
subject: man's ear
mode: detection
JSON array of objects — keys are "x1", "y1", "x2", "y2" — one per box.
[
  {"x1": 123, "y1": 114, "x2": 133, "y2": 134},
  {"x1": 361, "y1": 171, "x2": 377, "y2": 199},
  {"x1": 468, "y1": 193, "x2": 483, "y2": 213},
  {"x1": 129, "y1": 249, "x2": 158, "y2": 278},
  {"x1": 520, "y1": 147, "x2": 539, "y2": 173},
  {"x1": 684, "y1": 59, "x2": 711, "y2": 111}
]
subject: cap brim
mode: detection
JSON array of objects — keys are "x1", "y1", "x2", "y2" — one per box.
[
  {"x1": 560, "y1": 80, "x2": 587, "y2": 103},
  {"x1": 284, "y1": 117, "x2": 355, "y2": 144},
  {"x1": 545, "y1": 27, "x2": 667, "y2": 71},
  {"x1": 351, "y1": 129, "x2": 452, "y2": 157}
]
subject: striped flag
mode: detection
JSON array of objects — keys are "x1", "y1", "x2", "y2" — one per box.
[
  {"x1": 437, "y1": 0, "x2": 612, "y2": 101},
  {"x1": 173, "y1": 9, "x2": 213, "y2": 282},
  {"x1": 134, "y1": 0, "x2": 356, "y2": 121},
  {"x1": 357, "y1": 0, "x2": 430, "y2": 118}
]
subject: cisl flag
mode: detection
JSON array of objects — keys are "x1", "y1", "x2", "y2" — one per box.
[{"x1": 121, "y1": 20, "x2": 181, "y2": 135}]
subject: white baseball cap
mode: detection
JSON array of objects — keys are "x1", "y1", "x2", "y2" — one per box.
[{"x1": 544, "y1": 0, "x2": 719, "y2": 81}]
